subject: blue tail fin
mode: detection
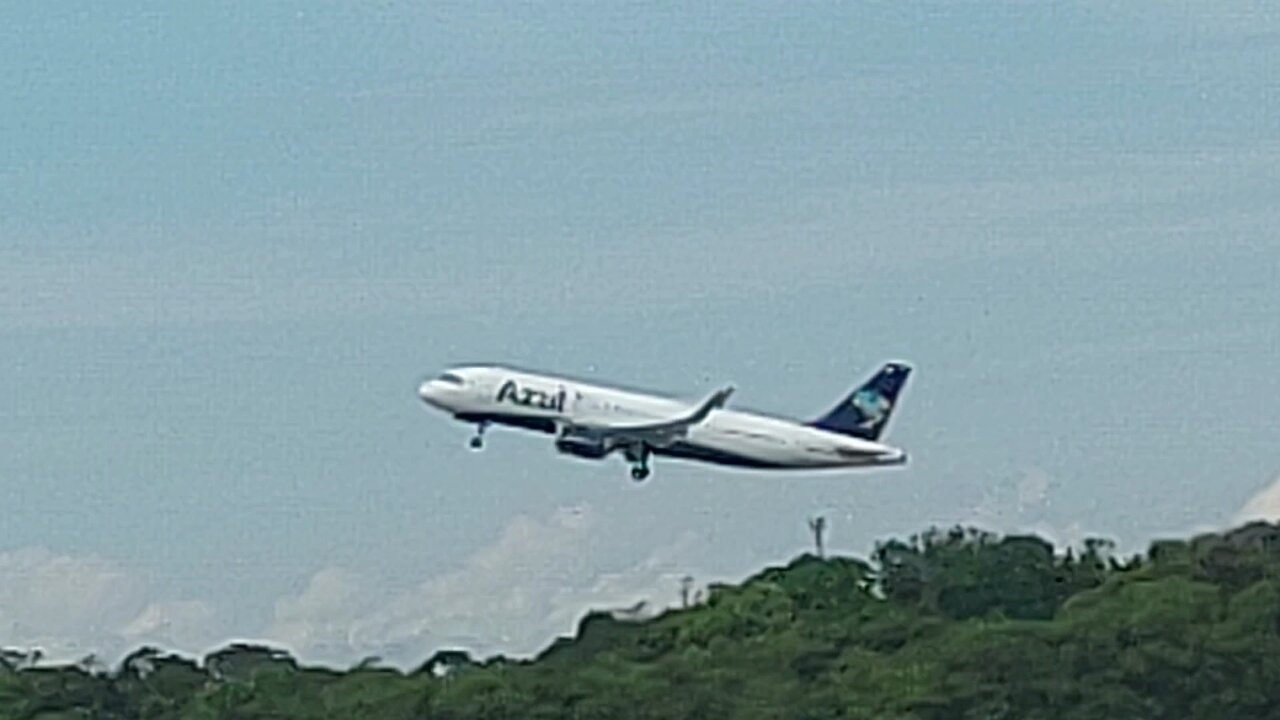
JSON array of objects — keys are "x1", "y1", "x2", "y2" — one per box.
[{"x1": 811, "y1": 362, "x2": 912, "y2": 441}]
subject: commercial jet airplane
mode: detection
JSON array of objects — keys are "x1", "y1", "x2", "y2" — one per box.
[{"x1": 416, "y1": 362, "x2": 912, "y2": 482}]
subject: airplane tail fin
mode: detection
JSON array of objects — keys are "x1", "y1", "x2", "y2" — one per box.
[{"x1": 810, "y1": 362, "x2": 912, "y2": 441}]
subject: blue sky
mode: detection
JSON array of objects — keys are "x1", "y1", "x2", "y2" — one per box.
[{"x1": 1, "y1": 1, "x2": 1278, "y2": 666}]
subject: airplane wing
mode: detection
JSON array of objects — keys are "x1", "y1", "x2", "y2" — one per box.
[{"x1": 569, "y1": 385, "x2": 734, "y2": 439}]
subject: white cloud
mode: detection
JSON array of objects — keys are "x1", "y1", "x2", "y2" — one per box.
[
  {"x1": 1234, "y1": 476, "x2": 1280, "y2": 524},
  {"x1": 963, "y1": 467, "x2": 1104, "y2": 550},
  {"x1": 118, "y1": 600, "x2": 224, "y2": 657},
  {"x1": 268, "y1": 567, "x2": 375, "y2": 667},
  {"x1": 265, "y1": 504, "x2": 708, "y2": 668},
  {"x1": 0, "y1": 547, "x2": 142, "y2": 658},
  {"x1": 0, "y1": 546, "x2": 222, "y2": 665}
]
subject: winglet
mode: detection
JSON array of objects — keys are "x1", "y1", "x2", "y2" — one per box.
[
  {"x1": 711, "y1": 385, "x2": 735, "y2": 407},
  {"x1": 689, "y1": 385, "x2": 734, "y2": 424},
  {"x1": 573, "y1": 384, "x2": 734, "y2": 436}
]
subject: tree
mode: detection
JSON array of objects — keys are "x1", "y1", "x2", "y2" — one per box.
[{"x1": 6, "y1": 520, "x2": 1280, "y2": 719}]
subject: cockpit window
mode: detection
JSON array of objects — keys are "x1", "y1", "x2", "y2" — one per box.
[{"x1": 438, "y1": 372, "x2": 465, "y2": 385}]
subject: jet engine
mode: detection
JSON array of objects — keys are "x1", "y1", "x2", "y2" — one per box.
[{"x1": 554, "y1": 434, "x2": 612, "y2": 460}]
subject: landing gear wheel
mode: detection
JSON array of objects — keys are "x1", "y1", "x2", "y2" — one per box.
[
  {"x1": 469, "y1": 422, "x2": 488, "y2": 450},
  {"x1": 624, "y1": 443, "x2": 652, "y2": 482}
]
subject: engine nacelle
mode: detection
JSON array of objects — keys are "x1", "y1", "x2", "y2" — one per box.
[{"x1": 555, "y1": 435, "x2": 611, "y2": 460}]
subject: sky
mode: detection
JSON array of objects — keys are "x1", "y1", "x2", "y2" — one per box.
[{"x1": 1, "y1": 0, "x2": 1278, "y2": 668}]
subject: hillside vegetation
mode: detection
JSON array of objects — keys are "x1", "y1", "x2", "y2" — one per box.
[{"x1": 5, "y1": 521, "x2": 1280, "y2": 719}]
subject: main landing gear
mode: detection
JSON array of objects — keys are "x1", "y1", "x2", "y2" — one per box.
[
  {"x1": 469, "y1": 421, "x2": 488, "y2": 450},
  {"x1": 625, "y1": 445, "x2": 652, "y2": 482}
]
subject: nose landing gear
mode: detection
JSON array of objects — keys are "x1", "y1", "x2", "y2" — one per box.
[{"x1": 469, "y1": 421, "x2": 488, "y2": 450}]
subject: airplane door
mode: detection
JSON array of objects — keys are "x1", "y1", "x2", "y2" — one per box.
[{"x1": 561, "y1": 385, "x2": 581, "y2": 416}]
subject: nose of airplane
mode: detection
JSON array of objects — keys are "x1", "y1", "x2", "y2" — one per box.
[{"x1": 418, "y1": 379, "x2": 444, "y2": 407}]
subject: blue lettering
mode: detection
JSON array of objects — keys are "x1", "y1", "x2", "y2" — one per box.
[{"x1": 495, "y1": 380, "x2": 566, "y2": 413}]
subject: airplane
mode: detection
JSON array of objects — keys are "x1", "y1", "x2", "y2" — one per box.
[{"x1": 416, "y1": 361, "x2": 912, "y2": 482}]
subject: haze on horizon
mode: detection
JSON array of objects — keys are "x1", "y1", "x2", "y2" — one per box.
[{"x1": 1, "y1": 1, "x2": 1277, "y2": 668}]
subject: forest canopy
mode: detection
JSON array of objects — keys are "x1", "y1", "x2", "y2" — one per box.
[{"x1": 4, "y1": 520, "x2": 1280, "y2": 719}]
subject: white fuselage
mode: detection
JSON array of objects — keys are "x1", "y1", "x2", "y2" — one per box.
[{"x1": 418, "y1": 365, "x2": 908, "y2": 471}]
